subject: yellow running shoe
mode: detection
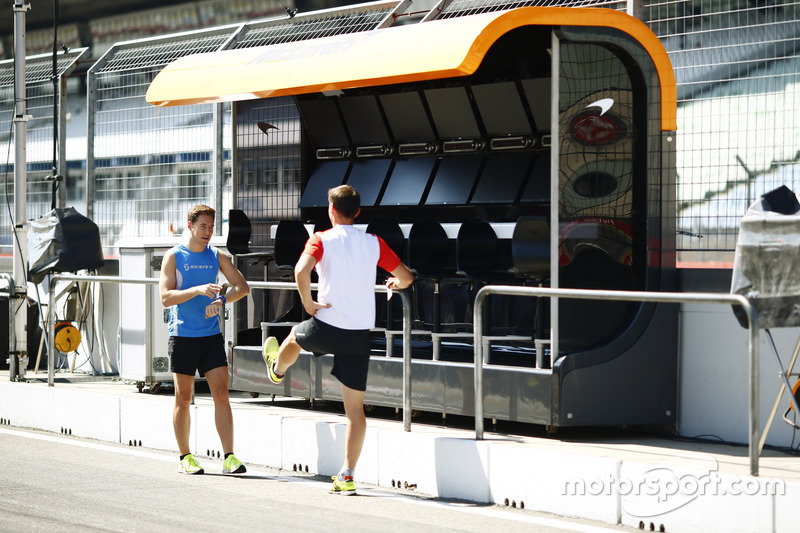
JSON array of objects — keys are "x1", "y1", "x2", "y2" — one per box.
[
  {"x1": 263, "y1": 336, "x2": 283, "y2": 384},
  {"x1": 329, "y1": 475, "x2": 357, "y2": 496},
  {"x1": 179, "y1": 454, "x2": 204, "y2": 475},
  {"x1": 223, "y1": 453, "x2": 247, "y2": 474}
]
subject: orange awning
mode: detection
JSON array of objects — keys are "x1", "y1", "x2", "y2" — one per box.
[{"x1": 146, "y1": 7, "x2": 676, "y2": 130}]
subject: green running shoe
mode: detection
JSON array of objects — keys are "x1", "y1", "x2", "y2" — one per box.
[
  {"x1": 263, "y1": 336, "x2": 283, "y2": 384},
  {"x1": 329, "y1": 475, "x2": 357, "y2": 496},
  {"x1": 223, "y1": 453, "x2": 247, "y2": 474},
  {"x1": 179, "y1": 454, "x2": 204, "y2": 475}
]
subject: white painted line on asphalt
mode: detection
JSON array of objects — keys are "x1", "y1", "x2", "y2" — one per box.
[{"x1": 0, "y1": 427, "x2": 626, "y2": 533}]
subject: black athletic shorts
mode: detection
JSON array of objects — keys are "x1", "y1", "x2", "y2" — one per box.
[
  {"x1": 169, "y1": 333, "x2": 227, "y2": 377},
  {"x1": 294, "y1": 317, "x2": 371, "y2": 392}
]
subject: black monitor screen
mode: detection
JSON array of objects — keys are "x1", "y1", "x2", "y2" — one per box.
[
  {"x1": 339, "y1": 95, "x2": 391, "y2": 146},
  {"x1": 346, "y1": 159, "x2": 392, "y2": 207},
  {"x1": 425, "y1": 154, "x2": 483, "y2": 205},
  {"x1": 380, "y1": 157, "x2": 437, "y2": 206},
  {"x1": 424, "y1": 87, "x2": 480, "y2": 140},
  {"x1": 472, "y1": 82, "x2": 532, "y2": 137},
  {"x1": 471, "y1": 152, "x2": 533, "y2": 204},
  {"x1": 296, "y1": 98, "x2": 349, "y2": 148},
  {"x1": 299, "y1": 161, "x2": 350, "y2": 208},
  {"x1": 520, "y1": 78, "x2": 551, "y2": 132},
  {"x1": 520, "y1": 154, "x2": 550, "y2": 203},
  {"x1": 379, "y1": 92, "x2": 435, "y2": 144}
]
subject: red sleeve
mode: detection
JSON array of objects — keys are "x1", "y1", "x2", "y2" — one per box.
[
  {"x1": 303, "y1": 233, "x2": 324, "y2": 262},
  {"x1": 376, "y1": 236, "x2": 401, "y2": 273}
]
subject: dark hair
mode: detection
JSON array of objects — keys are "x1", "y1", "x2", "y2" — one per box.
[
  {"x1": 328, "y1": 185, "x2": 360, "y2": 219},
  {"x1": 187, "y1": 204, "x2": 215, "y2": 224}
]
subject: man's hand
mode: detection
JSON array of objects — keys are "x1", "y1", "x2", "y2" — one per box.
[
  {"x1": 205, "y1": 297, "x2": 225, "y2": 319},
  {"x1": 197, "y1": 283, "x2": 223, "y2": 299},
  {"x1": 303, "y1": 300, "x2": 331, "y2": 317}
]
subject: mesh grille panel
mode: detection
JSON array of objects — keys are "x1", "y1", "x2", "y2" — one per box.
[{"x1": 233, "y1": 5, "x2": 397, "y2": 49}]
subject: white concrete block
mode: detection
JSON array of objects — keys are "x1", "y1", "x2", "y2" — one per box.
[
  {"x1": 230, "y1": 408, "x2": 283, "y2": 469},
  {"x1": 489, "y1": 443, "x2": 620, "y2": 524},
  {"x1": 119, "y1": 396, "x2": 180, "y2": 453},
  {"x1": 0, "y1": 382, "x2": 57, "y2": 433},
  {"x1": 770, "y1": 477, "x2": 796, "y2": 533},
  {"x1": 281, "y1": 416, "x2": 344, "y2": 476},
  {"x1": 431, "y1": 437, "x2": 490, "y2": 502},
  {"x1": 52, "y1": 389, "x2": 120, "y2": 443},
  {"x1": 377, "y1": 430, "x2": 445, "y2": 498},
  {"x1": 620, "y1": 459, "x2": 776, "y2": 533}
]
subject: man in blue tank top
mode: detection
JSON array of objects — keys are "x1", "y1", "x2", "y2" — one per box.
[{"x1": 159, "y1": 204, "x2": 251, "y2": 475}]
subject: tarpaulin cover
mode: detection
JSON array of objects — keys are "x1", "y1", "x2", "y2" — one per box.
[
  {"x1": 28, "y1": 207, "x2": 105, "y2": 285},
  {"x1": 731, "y1": 185, "x2": 800, "y2": 328}
]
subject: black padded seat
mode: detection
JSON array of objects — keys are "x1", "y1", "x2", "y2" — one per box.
[
  {"x1": 408, "y1": 220, "x2": 463, "y2": 338},
  {"x1": 226, "y1": 209, "x2": 273, "y2": 283},
  {"x1": 510, "y1": 215, "x2": 551, "y2": 367},
  {"x1": 227, "y1": 209, "x2": 273, "y2": 260},
  {"x1": 408, "y1": 220, "x2": 449, "y2": 277},
  {"x1": 511, "y1": 216, "x2": 550, "y2": 282},
  {"x1": 274, "y1": 220, "x2": 311, "y2": 272},
  {"x1": 456, "y1": 221, "x2": 497, "y2": 278}
]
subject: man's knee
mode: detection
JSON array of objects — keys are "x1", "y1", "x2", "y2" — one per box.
[{"x1": 285, "y1": 325, "x2": 300, "y2": 345}]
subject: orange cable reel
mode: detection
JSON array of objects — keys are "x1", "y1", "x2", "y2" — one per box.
[{"x1": 54, "y1": 322, "x2": 81, "y2": 353}]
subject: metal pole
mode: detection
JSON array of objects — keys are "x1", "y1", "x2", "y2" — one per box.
[
  {"x1": 12, "y1": 1, "x2": 31, "y2": 381},
  {"x1": 473, "y1": 288, "x2": 486, "y2": 439},
  {"x1": 626, "y1": 0, "x2": 644, "y2": 20},
  {"x1": 401, "y1": 290, "x2": 412, "y2": 431},
  {"x1": 47, "y1": 275, "x2": 55, "y2": 386},
  {"x1": 2, "y1": 274, "x2": 16, "y2": 381},
  {"x1": 549, "y1": 29, "x2": 560, "y2": 366},
  {"x1": 213, "y1": 102, "x2": 225, "y2": 234},
  {"x1": 748, "y1": 306, "x2": 760, "y2": 475}
]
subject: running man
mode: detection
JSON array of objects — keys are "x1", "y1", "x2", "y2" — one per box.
[
  {"x1": 160, "y1": 204, "x2": 251, "y2": 475},
  {"x1": 263, "y1": 185, "x2": 414, "y2": 495}
]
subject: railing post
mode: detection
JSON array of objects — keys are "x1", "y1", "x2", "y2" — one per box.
[
  {"x1": 400, "y1": 290, "x2": 412, "y2": 431},
  {"x1": 473, "y1": 287, "x2": 488, "y2": 439},
  {"x1": 2, "y1": 274, "x2": 15, "y2": 382},
  {"x1": 48, "y1": 275, "x2": 59, "y2": 387},
  {"x1": 745, "y1": 302, "x2": 759, "y2": 475}
]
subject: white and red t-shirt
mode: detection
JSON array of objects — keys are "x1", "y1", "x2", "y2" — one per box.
[{"x1": 303, "y1": 224, "x2": 401, "y2": 330}]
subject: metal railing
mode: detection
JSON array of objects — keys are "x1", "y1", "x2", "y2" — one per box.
[
  {"x1": 45, "y1": 274, "x2": 415, "y2": 431},
  {"x1": 244, "y1": 280, "x2": 414, "y2": 431},
  {"x1": 473, "y1": 286, "x2": 761, "y2": 475},
  {"x1": 43, "y1": 274, "x2": 771, "y2": 474}
]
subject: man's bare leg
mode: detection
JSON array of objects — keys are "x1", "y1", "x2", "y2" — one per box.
[
  {"x1": 173, "y1": 372, "x2": 195, "y2": 456},
  {"x1": 340, "y1": 384, "x2": 366, "y2": 471},
  {"x1": 204, "y1": 366, "x2": 234, "y2": 454},
  {"x1": 275, "y1": 326, "x2": 302, "y2": 374}
]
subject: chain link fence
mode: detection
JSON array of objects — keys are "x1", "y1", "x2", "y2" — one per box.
[{"x1": 0, "y1": 48, "x2": 88, "y2": 257}]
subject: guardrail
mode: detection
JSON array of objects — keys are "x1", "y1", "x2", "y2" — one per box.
[
  {"x1": 473, "y1": 286, "x2": 761, "y2": 475},
  {"x1": 45, "y1": 274, "x2": 416, "y2": 432}
]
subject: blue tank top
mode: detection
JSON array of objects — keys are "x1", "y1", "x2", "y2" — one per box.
[{"x1": 168, "y1": 244, "x2": 221, "y2": 337}]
